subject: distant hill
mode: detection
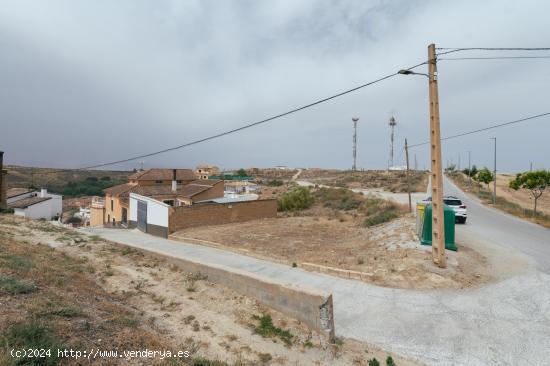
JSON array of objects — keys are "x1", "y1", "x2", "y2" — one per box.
[{"x1": 5, "y1": 165, "x2": 132, "y2": 197}]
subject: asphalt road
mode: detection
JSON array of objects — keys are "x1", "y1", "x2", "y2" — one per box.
[
  {"x1": 444, "y1": 177, "x2": 550, "y2": 273},
  {"x1": 85, "y1": 181, "x2": 550, "y2": 366}
]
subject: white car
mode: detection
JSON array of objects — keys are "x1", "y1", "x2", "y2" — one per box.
[{"x1": 422, "y1": 196, "x2": 467, "y2": 224}]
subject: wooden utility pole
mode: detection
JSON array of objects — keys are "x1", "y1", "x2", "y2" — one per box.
[
  {"x1": 428, "y1": 44, "x2": 446, "y2": 268},
  {"x1": 405, "y1": 138, "x2": 412, "y2": 212}
]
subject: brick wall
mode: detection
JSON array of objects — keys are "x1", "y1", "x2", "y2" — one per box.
[{"x1": 169, "y1": 199, "x2": 277, "y2": 232}]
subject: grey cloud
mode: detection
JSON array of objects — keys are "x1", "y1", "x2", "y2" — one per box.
[{"x1": 0, "y1": 0, "x2": 549, "y2": 172}]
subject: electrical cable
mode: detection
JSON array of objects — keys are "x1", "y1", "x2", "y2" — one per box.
[
  {"x1": 30, "y1": 60, "x2": 428, "y2": 173},
  {"x1": 408, "y1": 112, "x2": 550, "y2": 148},
  {"x1": 439, "y1": 56, "x2": 550, "y2": 60},
  {"x1": 435, "y1": 47, "x2": 550, "y2": 56}
]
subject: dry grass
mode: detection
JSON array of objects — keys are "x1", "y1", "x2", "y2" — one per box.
[{"x1": 0, "y1": 232, "x2": 168, "y2": 365}]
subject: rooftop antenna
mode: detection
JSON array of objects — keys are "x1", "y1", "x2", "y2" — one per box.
[
  {"x1": 389, "y1": 116, "x2": 397, "y2": 168},
  {"x1": 352, "y1": 117, "x2": 359, "y2": 171}
]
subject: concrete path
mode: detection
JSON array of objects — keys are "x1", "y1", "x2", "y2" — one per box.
[{"x1": 84, "y1": 180, "x2": 550, "y2": 366}]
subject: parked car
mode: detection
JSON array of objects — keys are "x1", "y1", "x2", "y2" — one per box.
[{"x1": 422, "y1": 196, "x2": 467, "y2": 224}]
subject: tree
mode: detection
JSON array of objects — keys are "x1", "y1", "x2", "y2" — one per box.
[
  {"x1": 237, "y1": 168, "x2": 248, "y2": 177},
  {"x1": 462, "y1": 164, "x2": 477, "y2": 177},
  {"x1": 509, "y1": 170, "x2": 550, "y2": 215},
  {"x1": 474, "y1": 167, "x2": 494, "y2": 189}
]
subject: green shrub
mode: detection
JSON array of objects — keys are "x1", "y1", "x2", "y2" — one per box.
[
  {"x1": 361, "y1": 196, "x2": 401, "y2": 227},
  {"x1": 363, "y1": 210, "x2": 398, "y2": 227},
  {"x1": 0, "y1": 275, "x2": 37, "y2": 295},
  {"x1": 368, "y1": 358, "x2": 380, "y2": 366},
  {"x1": 5, "y1": 322, "x2": 63, "y2": 365},
  {"x1": 386, "y1": 356, "x2": 396, "y2": 366},
  {"x1": 266, "y1": 179, "x2": 284, "y2": 186},
  {"x1": 277, "y1": 187, "x2": 313, "y2": 212},
  {"x1": 252, "y1": 314, "x2": 293, "y2": 345}
]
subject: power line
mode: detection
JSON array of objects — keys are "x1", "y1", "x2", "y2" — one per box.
[
  {"x1": 32, "y1": 60, "x2": 428, "y2": 173},
  {"x1": 435, "y1": 47, "x2": 550, "y2": 56},
  {"x1": 408, "y1": 112, "x2": 550, "y2": 148},
  {"x1": 439, "y1": 56, "x2": 550, "y2": 61}
]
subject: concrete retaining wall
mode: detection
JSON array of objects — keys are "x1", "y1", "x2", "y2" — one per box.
[{"x1": 111, "y1": 241, "x2": 335, "y2": 339}]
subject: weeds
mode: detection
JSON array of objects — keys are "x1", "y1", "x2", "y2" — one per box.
[
  {"x1": 251, "y1": 314, "x2": 293, "y2": 346},
  {"x1": 4, "y1": 321, "x2": 63, "y2": 365},
  {"x1": 0, "y1": 254, "x2": 33, "y2": 272},
  {"x1": 0, "y1": 275, "x2": 37, "y2": 294}
]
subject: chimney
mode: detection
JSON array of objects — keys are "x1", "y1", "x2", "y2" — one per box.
[
  {"x1": 171, "y1": 169, "x2": 177, "y2": 192},
  {"x1": 0, "y1": 151, "x2": 6, "y2": 209},
  {"x1": 40, "y1": 188, "x2": 47, "y2": 198}
]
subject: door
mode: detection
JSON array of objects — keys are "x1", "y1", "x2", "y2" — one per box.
[{"x1": 137, "y1": 200, "x2": 147, "y2": 232}]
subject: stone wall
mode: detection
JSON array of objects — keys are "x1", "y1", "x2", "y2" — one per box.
[{"x1": 169, "y1": 199, "x2": 277, "y2": 233}]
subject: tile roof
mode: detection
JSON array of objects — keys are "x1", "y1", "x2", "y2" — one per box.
[
  {"x1": 178, "y1": 184, "x2": 211, "y2": 198},
  {"x1": 8, "y1": 196, "x2": 51, "y2": 209},
  {"x1": 131, "y1": 185, "x2": 178, "y2": 197},
  {"x1": 103, "y1": 183, "x2": 136, "y2": 196},
  {"x1": 6, "y1": 188, "x2": 32, "y2": 199},
  {"x1": 128, "y1": 169, "x2": 196, "y2": 181}
]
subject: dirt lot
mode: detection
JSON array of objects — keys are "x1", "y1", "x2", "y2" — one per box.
[
  {"x1": 0, "y1": 215, "x2": 420, "y2": 366},
  {"x1": 172, "y1": 214, "x2": 490, "y2": 290}
]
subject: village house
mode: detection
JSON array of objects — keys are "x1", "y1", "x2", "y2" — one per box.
[
  {"x1": 91, "y1": 168, "x2": 223, "y2": 226},
  {"x1": 194, "y1": 164, "x2": 220, "y2": 179},
  {"x1": 7, "y1": 188, "x2": 62, "y2": 220}
]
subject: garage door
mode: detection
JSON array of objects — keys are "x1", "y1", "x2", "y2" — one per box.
[{"x1": 137, "y1": 200, "x2": 147, "y2": 232}]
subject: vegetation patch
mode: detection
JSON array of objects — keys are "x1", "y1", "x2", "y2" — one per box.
[
  {"x1": 251, "y1": 314, "x2": 293, "y2": 346},
  {"x1": 361, "y1": 196, "x2": 403, "y2": 227},
  {"x1": 277, "y1": 187, "x2": 314, "y2": 211},
  {"x1": 3, "y1": 322, "x2": 63, "y2": 366},
  {"x1": 0, "y1": 275, "x2": 37, "y2": 295}
]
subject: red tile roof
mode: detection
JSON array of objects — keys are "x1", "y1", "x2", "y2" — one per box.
[
  {"x1": 128, "y1": 169, "x2": 195, "y2": 181},
  {"x1": 103, "y1": 183, "x2": 136, "y2": 196}
]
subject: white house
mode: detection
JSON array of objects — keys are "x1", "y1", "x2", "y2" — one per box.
[{"x1": 8, "y1": 188, "x2": 62, "y2": 220}]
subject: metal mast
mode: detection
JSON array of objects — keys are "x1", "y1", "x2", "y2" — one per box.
[
  {"x1": 352, "y1": 117, "x2": 359, "y2": 171},
  {"x1": 389, "y1": 116, "x2": 397, "y2": 168}
]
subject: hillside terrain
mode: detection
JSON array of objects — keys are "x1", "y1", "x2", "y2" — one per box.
[
  {"x1": 0, "y1": 214, "x2": 419, "y2": 366},
  {"x1": 5, "y1": 165, "x2": 131, "y2": 196}
]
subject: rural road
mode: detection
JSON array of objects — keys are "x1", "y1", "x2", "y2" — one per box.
[
  {"x1": 444, "y1": 177, "x2": 550, "y2": 273},
  {"x1": 86, "y1": 182, "x2": 550, "y2": 366}
]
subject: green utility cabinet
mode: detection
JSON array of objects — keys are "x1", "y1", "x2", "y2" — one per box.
[{"x1": 420, "y1": 203, "x2": 457, "y2": 251}]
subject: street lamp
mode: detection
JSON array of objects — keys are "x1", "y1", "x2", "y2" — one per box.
[{"x1": 398, "y1": 69, "x2": 430, "y2": 78}]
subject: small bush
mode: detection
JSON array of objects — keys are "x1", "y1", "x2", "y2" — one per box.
[
  {"x1": 363, "y1": 211, "x2": 398, "y2": 227},
  {"x1": 369, "y1": 358, "x2": 380, "y2": 366},
  {"x1": 277, "y1": 187, "x2": 314, "y2": 212},
  {"x1": 266, "y1": 179, "x2": 284, "y2": 187},
  {"x1": 0, "y1": 275, "x2": 37, "y2": 295},
  {"x1": 386, "y1": 356, "x2": 396, "y2": 366},
  {"x1": 5, "y1": 322, "x2": 63, "y2": 365},
  {"x1": 252, "y1": 314, "x2": 293, "y2": 346}
]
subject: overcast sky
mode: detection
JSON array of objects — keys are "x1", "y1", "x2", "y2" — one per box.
[{"x1": 1, "y1": 0, "x2": 549, "y2": 172}]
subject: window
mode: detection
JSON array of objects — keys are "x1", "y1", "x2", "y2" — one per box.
[
  {"x1": 163, "y1": 200, "x2": 175, "y2": 206},
  {"x1": 111, "y1": 199, "x2": 114, "y2": 210},
  {"x1": 155, "y1": 180, "x2": 163, "y2": 184},
  {"x1": 177, "y1": 180, "x2": 182, "y2": 184}
]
